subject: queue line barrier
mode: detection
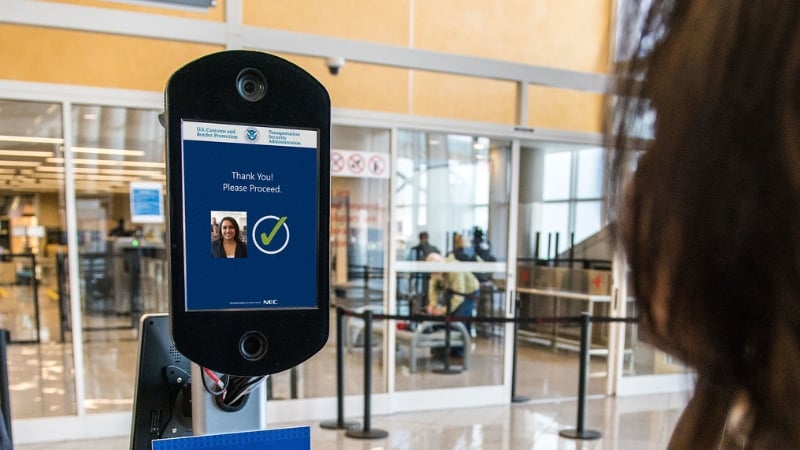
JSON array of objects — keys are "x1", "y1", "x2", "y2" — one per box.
[{"x1": 322, "y1": 305, "x2": 638, "y2": 442}]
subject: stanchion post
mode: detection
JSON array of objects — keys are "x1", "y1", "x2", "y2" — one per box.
[
  {"x1": 346, "y1": 310, "x2": 388, "y2": 439},
  {"x1": 434, "y1": 292, "x2": 461, "y2": 375},
  {"x1": 290, "y1": 367, "x2": 298, "y2": 399},
  {"x1": 511, "y1": 293, "x2": 529, "y2": 403},
  {"x1": 559, "y1": 312, "x2": 601, "y2": 440},
  {"x1": 0, "y1": 329, "x2": 10, "y2": 444},
  {"x1": 320, "y1": 307, "x2": 359, "y2": 430}
]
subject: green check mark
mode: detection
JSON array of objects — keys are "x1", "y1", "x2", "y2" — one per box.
[{"x1": 260, "y1": 216, "x2": 287, "y2": 246}]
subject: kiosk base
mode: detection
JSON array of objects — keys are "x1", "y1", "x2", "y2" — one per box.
[{"x1": 191, "y1": 363, "x2": 267, "y2": 435}]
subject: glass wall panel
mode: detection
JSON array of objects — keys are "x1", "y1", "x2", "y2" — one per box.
[
  {"x1": 525, "y1": 145, "x2": 606, "y2": 260},
  {"x1": 574, "y1": 200, "x2": 602, "y2": 244},
  {"x1": 576, "y1": 147, "x2": 603, "y2": 199},
  {"x1": 0, "y1": 99, "x2": 75, "y2": 418},
  {"x1": 395, "y1": 130, "x2": 510, "y2": 390},
  {"x1": 541, "y1": 203, "x2": 569, "y2": 255},
  {"x1": 396, "y1": 131, "x2": 508, "y2": 261},
  {"x1": 70, "y1": 104, "x2": 166, "y2": 414},
  {"x1": 542, "y1": 152, "x2": 571, "y2": 201}
]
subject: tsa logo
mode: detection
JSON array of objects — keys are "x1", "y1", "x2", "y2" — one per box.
[{"x1": 245, "y1": 128, "x2": 259, "y2": 142}]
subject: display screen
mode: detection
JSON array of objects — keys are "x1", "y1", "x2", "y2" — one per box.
[
  {"x1": 181, "y1": 120, "x2": 319, "y2": 311},
  {"x1": 130, "y1": 181, "x2": 164, "y2": 224}
]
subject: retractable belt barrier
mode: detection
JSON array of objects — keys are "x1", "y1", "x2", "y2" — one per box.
[{"x1": 323, "y1": 305, "x2": 637, "y2": 441}]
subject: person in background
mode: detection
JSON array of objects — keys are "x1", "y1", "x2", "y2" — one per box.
[
  {"x1": 608, "y1": 1, "x2": 800, "y2": 447},
  {"x1": 471, "y1": 226, "x2": 496, "y2": 262},
  {"x1": 108, "y1": 218, "x2": 131, "y2": 237},
  {"x1": 211, "y1": 216, "x2": 247, "y2": 258},
  {"x1": 425, "y1": 252, "x2": 480, "y2": 340},
  {"x1": 409, "y1": 231, "x2": 440, "y2": 261},
  {"x1": 450, "y1": 233, "x2": 473, "y2": 262},
  {"x1": 211, "y1": 216, "x2": 219, "y2": 241},
  {"x1": 454, "y1": 232, "x2": 493, "y2": 283},
  {"x1": 408, "y1": 231, "x2": 440, "y2": 308}
]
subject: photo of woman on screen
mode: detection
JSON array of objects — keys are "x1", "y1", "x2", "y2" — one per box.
[{"x1": 211, "y1": 215, "x2": 247, "y2": 258}]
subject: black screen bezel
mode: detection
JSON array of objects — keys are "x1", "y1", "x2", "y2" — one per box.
[{"x1": 165, "y1": 51, "x2": 330, "y2": 376}]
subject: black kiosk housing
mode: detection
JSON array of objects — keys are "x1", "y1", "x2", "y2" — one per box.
[{"x1": 164, "y1": 51, "x2": 331, "y2": 376}]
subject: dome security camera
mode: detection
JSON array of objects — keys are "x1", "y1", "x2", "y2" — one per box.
[{"x1": 325, "y1": 56, "x2": 345, "y2": 75}]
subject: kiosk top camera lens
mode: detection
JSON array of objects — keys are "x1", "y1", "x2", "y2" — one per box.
[{"x1": 236, "y1": 68, "x2": 267, "y2": 102}]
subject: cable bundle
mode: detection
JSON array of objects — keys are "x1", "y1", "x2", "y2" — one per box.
[{"x1": 201, "y1": 367, "x2": 266, "y2": 412}]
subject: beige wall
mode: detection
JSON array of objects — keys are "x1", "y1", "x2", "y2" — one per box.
[
  {"x1": 1, "y1": 0, "x2": 611, "y2": 132},
  {"x1": 245, "y1": 0, "x2": 411, "y2": 45},
  {"x1": 0, "y1": 24, "x2": 222, "y2": 91},
  {"x1": 528, "y1": 85, "x2": 606, "y2": 131}
]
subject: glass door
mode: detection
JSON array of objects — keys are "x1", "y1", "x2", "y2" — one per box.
[
  {"x1": 515, "y1": 142, "x2": 612, "y2": 401},
  {"x1": 394, "y1": 130, "x2": 511, "y2": 392},
  {"x1": 69, "y1": 104, "x2": 167, "y2": 414},
  {"x1": 0, "y1": 99, "x2": 75, "y2": 418}
]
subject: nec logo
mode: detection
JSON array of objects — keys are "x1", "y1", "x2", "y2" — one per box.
[{"x1": 262, "y1": 299, "x2": 278, "y2": 305}]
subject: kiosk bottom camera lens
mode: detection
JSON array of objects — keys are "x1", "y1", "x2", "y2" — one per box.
[
  {"x1": 239, "y1": 331, "x2": 267, "y2": 361},
  {"x1": 236, "y1": 68, "x2": 267, "y2": 102}
]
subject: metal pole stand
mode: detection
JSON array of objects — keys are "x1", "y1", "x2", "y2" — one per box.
[
  {"x1": 321, "y1": 307, "x2": 360, "y2": 430},
  {"x1": 433, "y1": 293, "x2": 462, "y2": 374},
  {"x1": 511, "y1": 295, "x2": 529, "y2": 403},
  {"x1": 190, "y1": 364, "x2": 267, "y2": 435},
  {"x1": 559, "y1": 312, "x2": 602, "y2": 440},
  {"x1": 345, "y1": 310, "x2": 388, "y2": 439}
]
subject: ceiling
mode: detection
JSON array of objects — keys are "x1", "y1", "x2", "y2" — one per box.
[{"x1": 0, "y1": 99, "x2": 166, "y2": 196}]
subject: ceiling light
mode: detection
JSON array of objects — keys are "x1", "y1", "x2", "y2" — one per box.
[
  {"x1": 72, "y1": 147, "x2": 146, "y2": 157},
  {"x1": 46, "y1": 157, "x2": 165, "y2": 169},
  {"x1": 99, "y1": 169, "x2": 163, "y2": 177},
  {"x1": 0, "y1": 150, "x2": 53, "y2": 158},
  {"x1": 34, "y1": 173, "x2": 64, "y2": 180},
  {"x1": 0, "y1": 160, "x2": 40, "y2": 167},
  {"x1": 79, "y1": 174, "x2": 140, "y2": 182},
  {"x1": 35, "y1": 166, "x2": 65, "y2": 173},
  {"x1": 0, "y1": 135, "x2": 63, "y2": 144}
]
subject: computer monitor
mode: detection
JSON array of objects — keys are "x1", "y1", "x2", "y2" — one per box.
[{"x1": 130, "y1": 314, "x2": 192, "y2": 450}]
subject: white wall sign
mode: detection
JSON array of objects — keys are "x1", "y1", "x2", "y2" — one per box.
[{"x1": 330, "y1": 149, "x2": 389, "y2": 179}]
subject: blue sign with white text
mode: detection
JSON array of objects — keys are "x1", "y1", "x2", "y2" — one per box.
[
  {"x1": 152, "y1": 426, "x2": 310, "y2": 450},
  {"x1": 181, "y1": 120, "x2": 319, "y2": 311}
]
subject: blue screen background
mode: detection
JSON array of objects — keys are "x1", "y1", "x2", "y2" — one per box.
[{"x1": 182, "y1": 137, "x2": 318, "y2": 311}]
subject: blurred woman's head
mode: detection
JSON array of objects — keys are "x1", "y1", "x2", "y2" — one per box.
[{"x1": 607, "y1": 1, "x2": 800, "y2": 447}]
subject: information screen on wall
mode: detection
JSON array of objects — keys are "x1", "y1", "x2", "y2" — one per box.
[{"x1": 130, "y1": 181, "x2": 164, "y2": 224}]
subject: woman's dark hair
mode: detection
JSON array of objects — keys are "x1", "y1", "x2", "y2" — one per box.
[
  {"x1": 607, "y1": 1, "x2": 800, "y2": 447},
  {"x1": 219, "y1": 216, "x2": 242, "y2": 242}
]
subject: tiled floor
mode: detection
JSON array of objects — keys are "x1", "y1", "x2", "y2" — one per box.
[
  {"x1": 15, "y1": 392, "x2": 688, "y2": 449},
  {"x1": 4, "y1": 286, "x2": 690, "y2": 448}
]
